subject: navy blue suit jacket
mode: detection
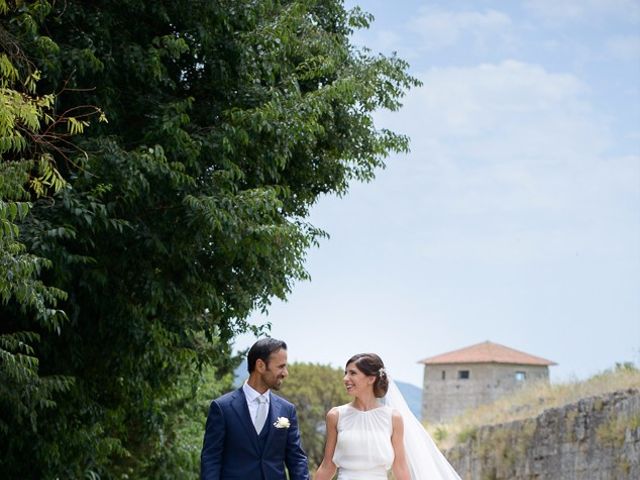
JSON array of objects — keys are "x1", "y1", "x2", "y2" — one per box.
[{"x1": 200, "y1": 388, "x2": 310, "y2": 480}]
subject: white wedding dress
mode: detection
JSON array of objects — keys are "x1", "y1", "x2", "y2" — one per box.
[
  {"x1": 332, "y1": 404, "x2": 394, "y2": 480},
  {"x1": 332, "y1": 379, "x2": 462, "y2": 480}
]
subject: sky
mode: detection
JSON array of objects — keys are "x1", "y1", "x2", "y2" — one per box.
[{"x1": 235, "y1": 0, "x2": 640, "y2": 388}]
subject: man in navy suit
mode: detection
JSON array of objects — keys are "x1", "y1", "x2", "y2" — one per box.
[{"x1": 200, "y1": 338, "x2": 310, "y2": 480}]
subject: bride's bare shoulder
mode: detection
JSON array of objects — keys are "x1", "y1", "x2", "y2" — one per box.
[
  {"x1": 325, "y1": 406, "x2": 343, "y2": 429},
  {"x1": 327, "y1": 403, "x2": 352, "y2": 420},
  {"x1": 391, "y1": 408, "x2": 404, "y2": 424},
  {"x1": 328, "y1": 404, "x2": 346, "y2": 415}
]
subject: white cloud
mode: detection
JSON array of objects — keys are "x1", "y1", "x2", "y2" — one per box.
[
  {"x1": 373, "y1": 60, "x2": 639, "y2": 263},
  {"x1": 411, "y1": 61, "x2": 591, "y2": 138},
  {"x1": 409, "y1": 8, "x2": 513, "y2": 51},
  {"x1": 524, "y1": 0, "x2": 640, "y2": 24},
  {"x1": 391, "y1": 60, "x2": 603, "y2": 172}
]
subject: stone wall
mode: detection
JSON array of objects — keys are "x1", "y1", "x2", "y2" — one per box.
[
  {"x1": 423, "y1": 363, "x2": 550, "y2": 423},
  {"x1": 444, "y1": 389, "x2": 640, "y2": 480}
]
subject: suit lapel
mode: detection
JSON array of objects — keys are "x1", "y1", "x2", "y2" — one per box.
[{"x1": 230, "y1": 388, "x2": 260, "y2": 454}]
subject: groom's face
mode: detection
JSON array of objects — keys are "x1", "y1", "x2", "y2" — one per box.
[{"x1": 259, "y1": 348, "x2": 289, "y2": 391}]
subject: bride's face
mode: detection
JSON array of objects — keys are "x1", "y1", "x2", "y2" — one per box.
[{"x1": 343, "y1": 362, "x2": 375, "y2": 397}]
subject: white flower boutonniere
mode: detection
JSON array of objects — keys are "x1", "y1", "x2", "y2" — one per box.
[{"x1": 273, "y1": 417, "x2": 291, "y2": 429}]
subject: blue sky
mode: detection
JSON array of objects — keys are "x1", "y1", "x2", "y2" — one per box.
[{"x1": 235, "y1": 0, "x2": 640, "y2": 387}]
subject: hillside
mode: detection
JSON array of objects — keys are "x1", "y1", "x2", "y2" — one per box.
[
  {"x1": 445, "y1": 388, "x2": 640, "y2": 479},
  {"x1": 429, "y1": 363, "x2": 640, "y2": 450},
  {"x1": 396, "y1": 381, "x2": 423, "y2": 420}
]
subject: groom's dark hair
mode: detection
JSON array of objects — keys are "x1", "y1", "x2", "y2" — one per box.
[{"x1": 247, "y1": 337, "x2": 287, "y2": 372}]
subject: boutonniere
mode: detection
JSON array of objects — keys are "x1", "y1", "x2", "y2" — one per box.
[{"x1": 273, "y1": 417, "x2": 290, "y2": 429}]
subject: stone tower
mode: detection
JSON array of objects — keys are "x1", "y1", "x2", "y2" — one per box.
[{"x1": 419, "y1": 341, "x2": 556, "y2": 423}]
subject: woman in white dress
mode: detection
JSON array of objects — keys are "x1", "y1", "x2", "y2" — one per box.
[
  {"x1": 314, "y1": 353, "x2": 463, "y2": 480},
  {"x1": 314, "y1": 353, "x2": 411, "y2": 480}
]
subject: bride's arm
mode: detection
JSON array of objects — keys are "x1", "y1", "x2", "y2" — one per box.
[
  {"x1": 313, "y1": 408, "x2": 339, "y2": 480},
  {"x1": 391, "y1": 410, "x2": 411, "y2": 480}
]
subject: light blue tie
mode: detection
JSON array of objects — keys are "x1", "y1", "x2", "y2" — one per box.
[{"x1": 254, "y1": 396, "x2": 268, "y2": 433}]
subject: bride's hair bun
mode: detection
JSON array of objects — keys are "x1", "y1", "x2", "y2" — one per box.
[{"x1": 346, "y1": 353, "x2": 389, "y2": 398}]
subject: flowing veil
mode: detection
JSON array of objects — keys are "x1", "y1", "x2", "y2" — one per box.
[{"x1": 383, "y1": 377, "x2": 462, "y2": 480}]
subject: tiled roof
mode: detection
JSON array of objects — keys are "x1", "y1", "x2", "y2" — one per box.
[{"x1": 418, "y1": 341, "x2": 557, "y2": 366}]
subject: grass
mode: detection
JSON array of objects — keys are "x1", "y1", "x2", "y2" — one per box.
[
  {"x1": 596, "y1": 411, "x2": 640, "y2": 447},
  {"x1": 428, "y1": 363, "x2": 640, "y2": 450}
]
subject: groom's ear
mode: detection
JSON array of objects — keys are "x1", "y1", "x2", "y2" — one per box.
[{"x1": 255, "y1": 358, "x2": 266, "y2": 373}]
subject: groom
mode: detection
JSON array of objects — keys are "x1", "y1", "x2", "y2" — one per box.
[{"x1": 200, "y1": 338, "x2": 310, "y2": 480}]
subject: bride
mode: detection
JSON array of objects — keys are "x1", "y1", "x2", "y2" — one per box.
[{"x1": 314, "y1": 353, "x2": 462, "y2": 480}]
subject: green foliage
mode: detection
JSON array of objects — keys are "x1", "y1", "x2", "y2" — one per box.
[
  {"x1": 456, "y1": 425, "x2": 479, "y2": 444},
  {"x1": 0, "y1": 2, "x2": 107, "y2": 477},
  {"x1": 1, "y1": 0, "x2": 418, "y2": 477},
  {"x1": 433, "y1": 426, "x2": 449, "y2": 443},
  {"x1": 278, "y1": 362, "x2": 350, "y2": 469},
  {"x1": 0, "y1": 1, "x2": 76, "y2": 452},
  {"x1": 108, "y1": 351, "x2": 236, "y2": 480},
  {"x1": 140, "y1": 363, "x2": 235, "y2": 480},
  {"x1": 613, "y1": 361, "x2": 638, "y2": 372}
]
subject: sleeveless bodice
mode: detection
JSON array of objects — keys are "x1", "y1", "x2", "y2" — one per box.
[{"x1": 332, "y1": 404, "x2": 395, "y2": 480}]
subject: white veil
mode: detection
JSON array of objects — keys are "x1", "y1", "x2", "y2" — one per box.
[{"x1": 383, "y1": 377, "x2": 462, "y2": 480}]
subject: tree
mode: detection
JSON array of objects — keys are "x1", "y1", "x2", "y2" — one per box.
[
  {"x1": 0, "y1": 22, "x2": 71, "y2": 447},
  {"x1": 278, "y1": 362, "x2": 350, "y2": 469},
  {"x1": 0, "y1": 0, "x2": 102, "y2": 465},
  {"x1": 1, "y1": 1, "x2": 419, "y2": 477}
]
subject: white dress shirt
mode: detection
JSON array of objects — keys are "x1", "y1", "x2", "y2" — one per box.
[{"x1": 243, "y1": 382, "x2": 271, "y2": 432}]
